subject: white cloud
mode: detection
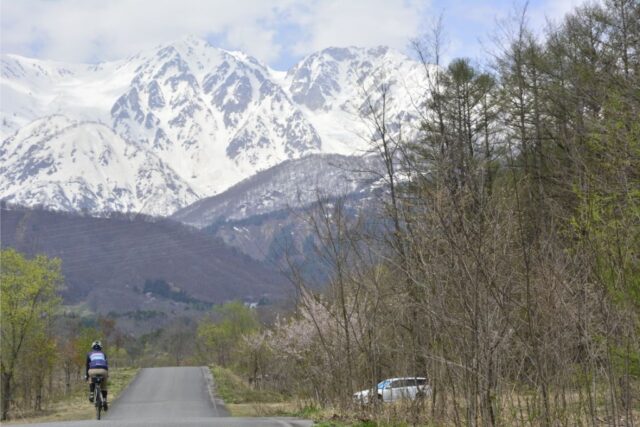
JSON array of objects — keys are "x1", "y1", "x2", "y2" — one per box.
[
  {"x1": 0, "y1": 0, "x2": 296, "y2": 63},
  {"x1": 0, "y1": 0, "x2": 430, "y2": 66},
  {"x1": 288, "y1": 0, "x2": 430, "y2": 55},
  {"x1": 225, "y1": 22, "x2": 282, "y2": 64},
  {"x1": 0, "y1": 0, "x2": 600, "y2": 69}
]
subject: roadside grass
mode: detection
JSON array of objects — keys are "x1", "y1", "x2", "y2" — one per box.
[
  {"x1": 209, "y1": 365, "x2": 413, "y2": 425},
  {"x1": 5, "y1": 367, "x2": 139, "y2": 425},
  {"x1": 210, "y1": 365, "x2": 322, "y2": 418},
  {"x1": 209, "y1": 365, "x2": 287, "y2": 405},
  {"x1": 209, "y1": 366, "x2": 439, "y2": 425},
  {"x1": 209, "y1": 367, "x2": 639, "y2": 426}
]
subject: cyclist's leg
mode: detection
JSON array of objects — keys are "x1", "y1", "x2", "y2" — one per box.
[
  {"x1": 88, "y1": 368, "x2": 106, "y2": 402},
  {"x1": 88, "y1": 378, "x2": 95, "y2": 402},
  {"x1": 102, "y1": 371, "x2": 109, "y2": 410},
  {"x1": 96, "y1": 370, "x2": 108, "y2": 398},
  {"x1": 88, "y1": 368, "x2": 109, "y2": 408}
]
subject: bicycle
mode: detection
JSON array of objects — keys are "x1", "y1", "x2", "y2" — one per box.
[{"x1": 91, "y1": 375, "x2": 107, "y2": 420}]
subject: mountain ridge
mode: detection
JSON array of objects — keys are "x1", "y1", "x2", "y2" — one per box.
[
  {"x1": 172, "y1": 152, "x2": 383, "y2": 227},
  {"x1": 1, "y1": 36, "x2": 429, "y2": 216},
  {"x1": 1, "y1": 205, "x2": 289, "y2": 314}
]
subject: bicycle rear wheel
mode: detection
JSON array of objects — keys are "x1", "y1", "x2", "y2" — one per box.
[{"x1": 95, "y1": 384, "x2": 102, "y2": 420}]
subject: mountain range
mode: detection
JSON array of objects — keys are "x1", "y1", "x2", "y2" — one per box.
[{"x1": 1, "y1": 35, "x2": 428, "y2": 217}]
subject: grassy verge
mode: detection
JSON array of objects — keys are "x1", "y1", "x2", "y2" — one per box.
[
  {"x1": 208, "y1": 366, "x2": 427, "y2": 425},
  {"x1": 210, "y1": 365, "x2": 285, "y2": 405},
  {"x1": 210, "y1": 365, "x2": 324, "y2": 418},
  {"x1": 5, "y1": 367, "x2": 139, "y2": 425},
  {"x1": 211, "y1": 367, "x2": 640, "y2": 426}
]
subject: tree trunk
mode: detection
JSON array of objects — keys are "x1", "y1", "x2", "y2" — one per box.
[{"x1": 1, "y1": 371, "x2": 12, "y2": 421}]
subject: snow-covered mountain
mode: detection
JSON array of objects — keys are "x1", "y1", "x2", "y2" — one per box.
[
  {"x1": 0, "y1": 115, "x2": 198, "y2": 215},
  {"x1": 172, "y1": 153, "x2": 386, "y2": 269},
  {"x1": 1, "y1": 36, "x2": 427, "y2": 216},
  {"x1": 285, "y1": 46, "x2": 426, "y2": 153},
  {"x1": 172, "y1": 153, "x2": 383, "y2": 228}
]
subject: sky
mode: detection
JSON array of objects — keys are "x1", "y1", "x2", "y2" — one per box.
[{"x1": 0, "y1": 0, "x2": 588, "y2": 70}]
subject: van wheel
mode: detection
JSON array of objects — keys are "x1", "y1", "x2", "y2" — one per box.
[{"x1": 377, "y1": 394, "x2": 383, "y2": 402}]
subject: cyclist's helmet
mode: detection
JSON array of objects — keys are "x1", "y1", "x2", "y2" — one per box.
[{"x1": 92, "y1": 341, "x2": 102, "y2": 351}]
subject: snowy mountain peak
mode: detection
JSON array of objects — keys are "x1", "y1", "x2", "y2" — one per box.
[
  {"x1": 1, "y1": 40, "x2": 428, "y2": 216},
  {"x1": 286, "y1": 45, "x2": 418, "y2": 113}
]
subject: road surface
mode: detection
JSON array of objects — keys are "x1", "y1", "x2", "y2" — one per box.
[{"x1": 15, "y1": 366, "x2": 313, "y2": 426}]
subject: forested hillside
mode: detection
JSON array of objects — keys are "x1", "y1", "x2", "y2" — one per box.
[{"x1": 1, "y1": 206, "x2": 288, "y2": 311}]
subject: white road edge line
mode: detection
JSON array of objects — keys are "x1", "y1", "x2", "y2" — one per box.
[{"x1": 202, "y1": 366, "x2": 221, "y2": 416}]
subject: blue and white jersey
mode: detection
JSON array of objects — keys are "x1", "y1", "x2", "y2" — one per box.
[{"x1": 88, "y1": 351, "x2": 108, "y2": 370}]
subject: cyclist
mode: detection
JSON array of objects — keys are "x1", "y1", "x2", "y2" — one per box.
[{"x1": 86, "y1": 340, "x2": 109, "y2": 410}]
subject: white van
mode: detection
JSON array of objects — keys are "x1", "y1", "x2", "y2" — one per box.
[{"x1": 353, "y1": 377, "x2": 431, "y2": 403}]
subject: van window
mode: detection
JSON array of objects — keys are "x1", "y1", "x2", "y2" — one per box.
[{"x1": 377, "y1": 380, "x2": 390, "y2": 389}]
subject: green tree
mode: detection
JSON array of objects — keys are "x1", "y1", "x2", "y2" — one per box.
[
  {"x1": 197, "y1": 301, "x2": 259, "y2": 366},
  {"x1": 1, "y1": 249, "x2": 62, "y2": 420},
  {"x1": 571, "y1": 92, "x2": 640, "y2": 419}
]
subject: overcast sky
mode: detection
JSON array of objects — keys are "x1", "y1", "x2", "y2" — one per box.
[{"x1": 1, "y1": 0, "x2": 588, "y2": 70}]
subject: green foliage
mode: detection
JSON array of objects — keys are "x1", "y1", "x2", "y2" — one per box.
[
  {"x1": 611, "y1": 345, "x2": 640, "y2": 378},
  {"x1": 0, "y1": 249, "x2": 63, "y2": 420},
  {"x1": 292, "y1": 404, "x2": 326, "y2": 419},
  {"x1": 209, "y1": 365, "x2": 284, "y2": 404},
  {"x1": 1, "y1": 249, "x2": 63, "y2": 345},
  {"x1": 571, "y1": 92, "x2": 640, "y2": 309},
  {"x1": 0, "y1": 249, "x2": 63, "y2": 365},
  {"x1": 197, "y1": 301, "x2": 259, "y2": 366},
  {"x1": 109, "y1": 346, "x2": 130, "y2": 368},
  {"x1": 106, "y1": 367, "x2": 139, "y2": 396}
]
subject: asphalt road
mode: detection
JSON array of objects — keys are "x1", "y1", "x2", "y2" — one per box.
[{"x1": 16, "y1": 366, "x2": 313, "y2": 427}]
